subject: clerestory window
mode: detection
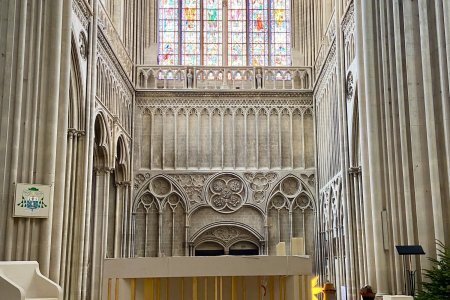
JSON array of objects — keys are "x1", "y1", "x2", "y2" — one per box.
[{"x1": 158, "y1": 0, "x2": 291, "y2": 66}]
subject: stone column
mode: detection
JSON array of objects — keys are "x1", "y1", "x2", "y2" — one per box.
[
  {"x1": 402, "y1": 0, "x2": 435, "y2": 274},
  {"x1": 3, "y1": 0, "x2": 29, "y2": 261},
  {"x1": 354, "y1": 0, "x2": 376, "y2": 287},
  {"x1": 360, "y1": 0, "x2": 390, "y2": 294},
  {"x1": 438, "y1": 0, "x2": 450, "y2": 244},
  {"x1": 418, "y1": 0, "x2": 446, "y2": 249},
  {"x1": 80, "y1": 0, "x2": 98, "y2": 298},
  {"x1": 391, "y1": 0, "x2": 417, "y2": 250},
  {"x1": 49, "y1": 0, "x2": 72, "y2": 282},
  {"x1": 31, "y1": 0, "x2": 71, "y2": 276},
  {"x1": 335, "y1": 1, "x2": 355, "y2": 296},
  {"x1": 158, "y1": 209, "x2": 163, "y2": 256}
]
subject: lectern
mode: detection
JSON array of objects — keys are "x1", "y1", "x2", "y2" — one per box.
[{"x1": 395, "y1": 245, "x2": 425, "y2": 296}]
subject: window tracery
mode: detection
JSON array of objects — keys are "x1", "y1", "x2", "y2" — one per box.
[{"x1": 158, "y1": 0, "x2": 291, "y2": 66}]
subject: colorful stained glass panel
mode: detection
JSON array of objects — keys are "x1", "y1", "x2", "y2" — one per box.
[
  {"x1": 158, "y1": 0, "x2": 291, "y2": 66},
  {"x1": 249, "y1": 0, "x2": 268, "y2": 66},
  {"x1": 270, "y1": 0, "x2": 290, "y2": 66},
  {"x1": 204, "y1": 0, "x2": 222, "y2": 65},
  {"x1": 228, "y1": 0, "x2": 246, "y2": 66},
  {"x1": 181, "y1": 0, "x2": 200, "y2": 65}
]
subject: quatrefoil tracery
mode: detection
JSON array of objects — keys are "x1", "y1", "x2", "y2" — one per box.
[{"x1": 208, "y1": 174, "x2": 246, "y2": 213}]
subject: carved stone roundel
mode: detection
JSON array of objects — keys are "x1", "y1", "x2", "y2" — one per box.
[
  {"x1": 271, "y1": 195, "x2": 286, "y2": 209},
  {"x1": 281, "y1": 177, "x2": 301, "y2": 196},
  {"x1": 151, "y1": 177, "x2": 171, "y2": 197},
  {"x1": 295, "y1": 195, "x2": 311, "y2": 210},
  {"x1": 207, "y1": 174, "x2": 246, "y2": 213}
]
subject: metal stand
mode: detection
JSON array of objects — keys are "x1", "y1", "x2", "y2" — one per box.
[
  {"x1": 402, "y1": 255, "x2": 416, "y2": 296},
  {"x1": 396, "y1": 245, "x2": 425, "y2": 297}
]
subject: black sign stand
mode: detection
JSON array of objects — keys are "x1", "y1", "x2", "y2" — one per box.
[{"x1": 395, "y1": 245, "x2": 425, "y2": 296}]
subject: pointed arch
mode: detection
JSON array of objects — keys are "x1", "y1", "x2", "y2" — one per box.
[
  {"x1": 115, "y1": 134, "x2": 129, "y2": 182},
  {"x1": 93, "y1": 112, "x2": 110, "y2": 169},
  {"x1": 69, "y1": 32, "x2": 85, "y2": 131}
]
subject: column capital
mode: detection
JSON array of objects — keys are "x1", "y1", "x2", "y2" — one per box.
[
  {"x1": 348, "y1": 166, "x2": 361, "y2": 174},
  {"x1": 116, "y1": 180, "x2": 132, "y2": 187},
  {"x1": 67, "y1": 128, "x2": 86, "y2": 137},
  {"x1": 94, "y1": 166, "x2": 114, "y2": 175}
]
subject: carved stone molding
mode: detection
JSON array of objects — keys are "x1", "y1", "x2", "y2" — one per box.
[
  {"x1": 136, "y1": 95, "x2": 313, "y2": 118},
  {"x1": 243, "y1": 172, "x2": 277, "y2": 203},
  {"x1": 314, "y1": 11, "x2": 336, "y2": 76},
  {"x1": 342, "y1": 2, "x2": 355, "y2": 44},
  {"x1": 314, "y1": 42, "x2": 337, "y2": 106},
  {"x1": 140, "y1": 105, "x2": 311, "y2": 118},
  {"x1": 207, "y1": 227, "x2": 241, "y2": 242},
  {"x1": 136, "y1": 90, "x2": 313, "y2": 102},
  {"x1": 197, "y1": 225, "x2": 259, "y2": 249},
  {"x1": 97, "y1": 5, "x2": 133, "y2": 78},
  {"x1": 97, "y1": 33, "x2": 134, "y2": 93},
  {"x1": 73, "y1": 0, "x2": 92, "y2": 29}
]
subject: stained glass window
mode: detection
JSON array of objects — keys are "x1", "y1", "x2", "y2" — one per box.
[
  {"x1": 270, "y1": 0, "x2": 290, "y2": 66},
  {"x1": 228, "y1": 0, "x2": 246, "y2": 66},
  {"x1": 159, "y1": 0, "x2": 179, "y2": 65},
  {"x1": 204, "y1": 0, "x2": 223, "y2": 65},
  {"x1": 182, "y1": 0, "x2": 200, "y2": 65},
  {"x1": 158, "y1": 0, "x2": 290, "y2": 66},
  {"x1": 249, "y1": 0, "x2": 268, "y2": 66}
]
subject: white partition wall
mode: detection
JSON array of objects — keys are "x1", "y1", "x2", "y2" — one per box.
[{"x1": 102, "y1": 256, "x2": 313, "y2": 300}]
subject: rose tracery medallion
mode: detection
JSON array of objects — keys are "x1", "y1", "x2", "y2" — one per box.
[{"x1": 207, "y1": 174, "x2": 246, "y2": 213}]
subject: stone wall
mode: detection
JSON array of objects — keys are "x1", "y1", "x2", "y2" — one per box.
[
  {"x1": 131, "y1": 90, "x2": 317, "y2": 258},
  {"x1": 134, "y1": 91, "x2": 314, "y2": 171},
  {"x1": 132, "y1": 171, "x2": 316, "y2": 258}
]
